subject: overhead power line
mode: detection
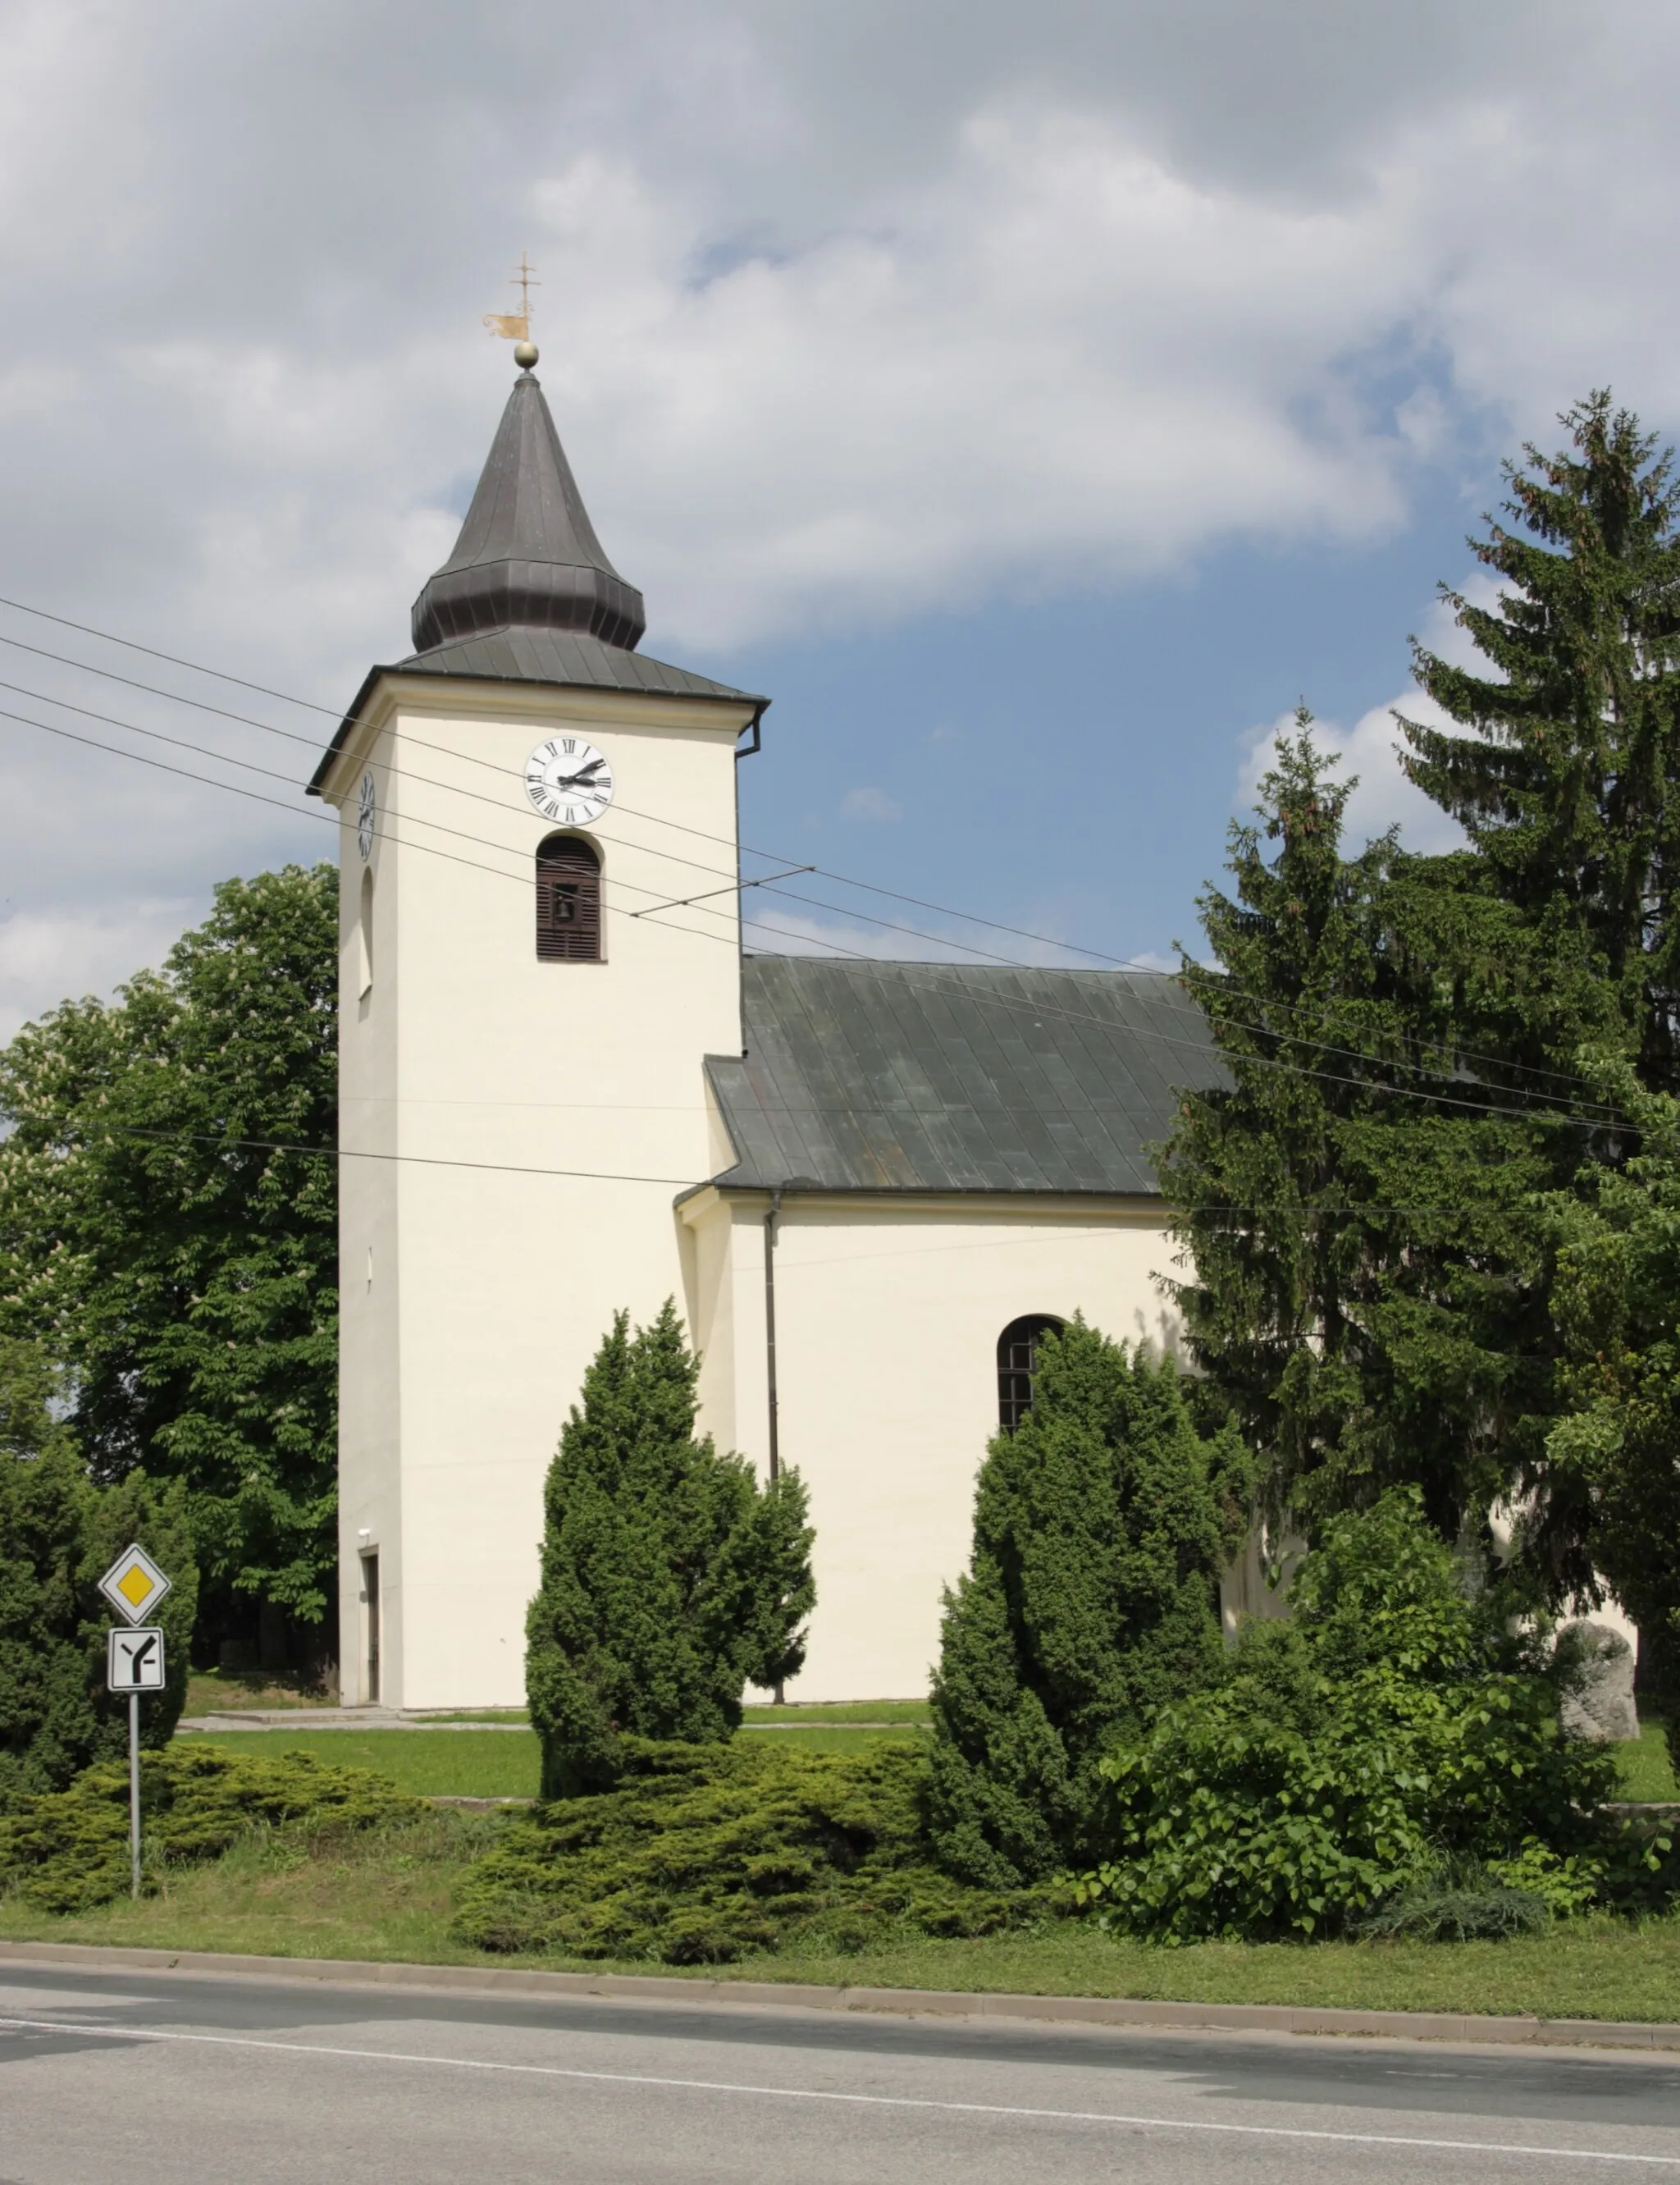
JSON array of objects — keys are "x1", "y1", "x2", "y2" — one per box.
[
  {"x1": 0, "y1": 594, "x2": 1632, "y2": 1129},
  {"x1": 0, "y1": 688, "x2": 1628, "y2": 1132},
  {"x1": 0, "y1": 592, "x2": 1625, "y2": 1106}
]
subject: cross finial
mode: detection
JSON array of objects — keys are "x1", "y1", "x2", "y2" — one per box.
[{"x1": 482, "y1": 253, "x2": 541, "y2": 369}]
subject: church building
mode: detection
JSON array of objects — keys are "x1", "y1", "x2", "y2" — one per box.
[{"x1": 309, "y1": 353, "x2": 1224, "y2": 1709}]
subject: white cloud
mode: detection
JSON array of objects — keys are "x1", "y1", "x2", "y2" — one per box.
[
  {"x1": 1234, "y1": 569, "x2": 1518, "y2": 853},
  {"x1": 0, "y1": 898, "x2": 198, "y2": 1045},
  {"x1": 1236, "y1": 697, "x2": 1468, "y2": 858},
  {"x1": 0, "y1": 2, "x2": 1678, "y2": 1028},
  {"x1": 839, "y1": 786, "x2": 903, "y2": 823}
]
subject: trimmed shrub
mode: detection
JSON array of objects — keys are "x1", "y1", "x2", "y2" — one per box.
[
  {"x1": 527, "y1": 1304, "x2": 815, "y2": 1799},
  {"x1": 453, "y1": 1738, "x2": 1061, "y2": 1964},
  {"x1": 1077, "y1": 1489, "x2": 1633, "y2": 1942},
  {"x1": 0, "y1": 1741, "x2": 423, "y2": 1913},
  {"x1": 927, "y1": 1323, "x2": 1251, "y2": 1886},
  {"x1": 0, "y1": 1339, "x2": 199, "y2": 1809},
  {"x1": 1353, "y1": 1872, "x2": 1550, "y2": 1944}
]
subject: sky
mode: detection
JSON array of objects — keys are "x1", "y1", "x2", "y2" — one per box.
[{"x1": 0, "y1": 0, "x2": 1677, "y2": 1037}]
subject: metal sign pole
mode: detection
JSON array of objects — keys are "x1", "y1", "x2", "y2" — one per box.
[
  {"x1": 97, "y1": 1545, "x2": 173, "y2": 1904},
  {"x1": 129, "y1": 1690, "x2": 142, "y2": 1897}
]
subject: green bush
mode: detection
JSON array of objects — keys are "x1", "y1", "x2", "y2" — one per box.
[
  {"x1": 527, "y1": 1304, "x2": 814, "y2": 1799},
  {"x1": 1352, "y1": 1872, "x2": 1550, "y2": 1943},
  {"x1": 0, "y1": 1741, "x2": 424, "y2": 1913},
  {"x1": 0, "y1": 1339, "x2": 199, "y2": 1808},
  {"x1": 927, "y1": 1323, "x2": 1251, "y2": 1887},
  {"x1": 1076, "y1": 1489, "x2": 1635, "y2": 1943},
  {"x1": 453, "y1": 1737, "x2": 1062, "y2": 1964}
]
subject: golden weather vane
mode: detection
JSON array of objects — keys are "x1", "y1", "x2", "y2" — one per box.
[{"x1": 484, "y1": 253, "x2": 541, "y2": 365}]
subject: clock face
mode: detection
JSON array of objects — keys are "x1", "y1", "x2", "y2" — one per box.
[
  {"x1": 524, "y1": 736, "x2": 614, "y2": 827},
  {"x1": 357, "y1": 771, "x2": 376, "y2": 861}
]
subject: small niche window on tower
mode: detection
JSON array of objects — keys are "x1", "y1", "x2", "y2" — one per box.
[
  {"x1": 357, "y1": 866, "x2": 374, "y2": 998},
  {"x1": 536, "y1": 833, "x2": 603, "y2": 962},
  {"x1": 996, "y1": 1314, "x2": 1064, "y2": 1431}
]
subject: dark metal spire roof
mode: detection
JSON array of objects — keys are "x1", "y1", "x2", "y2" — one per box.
[
  {"x1": 306, "y1": 364, "x2": 769, "y2": 799},
  {"x1": 409, "y1": 369, "x2": 646, "y2": 653}
]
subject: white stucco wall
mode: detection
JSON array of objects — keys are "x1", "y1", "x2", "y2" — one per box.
[
  {"x1": 322, "y1": 674, "x2": 753, "y2": 1707},
  {"x1": 683, "y1": 1187, "x2": 1185, "y2": 1703}
]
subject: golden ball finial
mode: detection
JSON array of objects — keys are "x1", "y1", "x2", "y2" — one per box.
[{"x1": 514, "y1": 340, "x2": 539, "y2": 371}]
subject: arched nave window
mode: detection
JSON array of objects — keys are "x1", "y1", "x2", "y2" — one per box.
[
  {"x1": 996, "y1": 1314, "x2": 1064, "y2": 1431},
  {"x1": 536, "y1": 833, "x2": 602, "y2": 962}
]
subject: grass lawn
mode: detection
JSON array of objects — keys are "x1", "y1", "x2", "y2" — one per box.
[
  {"x1": 176, "y1": 1721, "x2": 924, "y2": 1796},
  {"x1": 1617, "y1": 1721, "x2": 1678, "y2": 1802},
  {"x1": 185, "y1": 1668, "x2": 336, "y2": 1715},
  {"x1": 3, "y1": 1807, "x2": 1680, "y2": 2023},
  {"x1": 743, "y1": 1701, "x2": 931, "y2": 1724}
]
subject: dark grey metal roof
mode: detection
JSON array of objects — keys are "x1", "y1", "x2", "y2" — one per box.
[
  {"x1": 388, "y1": 627, "x2": 760, "y2": 702},
  {"x1": 705, "y1": 958, "x2": 1226, "y2": 1196},
  {"x1": 307, "y1": 633, "x2": 765, "y2": 797},
  {"x1": 411, "y1": 370, "x2": 646, "y2": 652},
  {"x1": 306, "y1": 369, "x2": 766, "y2": 797}
]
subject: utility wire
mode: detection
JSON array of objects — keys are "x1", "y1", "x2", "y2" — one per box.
[
  {"x1": 0, "y1": 659, "x2": 1628, "y2": 1124},
  {"x1": 76, "y1": 1120, "x2": 1580, "y2": 1230},
  {"x1": 0, "y1": 694, "x2": 1628, "y2": 1130},
  {"x1": 0, "y1": 594, "x2": 1626, "y2": 1105}
]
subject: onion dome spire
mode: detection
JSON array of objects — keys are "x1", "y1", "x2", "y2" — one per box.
[{"x1": 410, "y1": 368, "x2": 646, "y2": 655}]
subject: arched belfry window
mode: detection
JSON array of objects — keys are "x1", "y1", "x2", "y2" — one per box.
[
  {"x1": 997, "y1": 1314, "x2": 1064, "y2": 1431},
  {"x1": 536, "y1": 833, "x2": 602, "y2": 962}
]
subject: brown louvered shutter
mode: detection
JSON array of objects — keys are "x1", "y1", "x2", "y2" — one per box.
[{"x1": 536, "y1": 834, "x2": 603, "y2": 962}]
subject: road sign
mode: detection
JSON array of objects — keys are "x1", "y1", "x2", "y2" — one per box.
[
  {"x1": 107, "y1": 1625, "x2": 167, "y2": 1693},
  {"x1": 98, "y1": 1543, "x2": 172, "y2": 1625}
]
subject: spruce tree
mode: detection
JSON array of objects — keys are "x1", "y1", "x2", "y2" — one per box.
[
  {"x1": 526, "y1": 1302, "x2": 814, "y2": 1799},
  {"x1": 1165, "y1": 396, "x2": 1680, "y2": 1583},
  {"x1": 1161, "y1": 726, "x2": 1587, "y2": 1538},
  {"x1": 1402, "y1": 392, "x2": 1680, "y2": 1091},
  {"x1": 925, "y1": 1320, "x2": 1246, "y2": 1887}
]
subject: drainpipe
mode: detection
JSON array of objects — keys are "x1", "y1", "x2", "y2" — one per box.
[
  {"x1": 764, "y1": 1186, "x2": 784, "y2": 1705},
  {"x1": 763, "y1": 1187, "x2": 783, "y2": 1486}
]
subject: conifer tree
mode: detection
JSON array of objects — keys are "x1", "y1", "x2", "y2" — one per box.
[
  {"x1": 1402, "y1": 392, "x2": 1680, "y2": 1091},
  {"x1": 1161, "y1": 727, "x2": 1586, "y2": 1538},
  {"x1": 925, "y1": 1321, "x2": 1247, "y2": 1887},
  {"x1": 526, "y1": 1302, "x2": 815, "y2": 1799},
  {"x1": 1164, "y1": 395, "x2": 1680, "y2": 1576}
]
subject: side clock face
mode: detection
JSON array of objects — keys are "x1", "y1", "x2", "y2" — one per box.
[
  {"x1": 357, "y1": 771, "x2": 376, "y2": 861},
  {"x1": 524, "y1": 737, "x2": 614, "y2": 827}
]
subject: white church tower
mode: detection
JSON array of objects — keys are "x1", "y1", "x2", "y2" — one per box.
[{"x1": 310, "y1": 352, "x2": 765, "y2": 1707}]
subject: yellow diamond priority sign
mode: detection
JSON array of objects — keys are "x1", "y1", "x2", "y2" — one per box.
[{"x1": 98, "y1": 1543, "x2": 172, "y2": 1626}]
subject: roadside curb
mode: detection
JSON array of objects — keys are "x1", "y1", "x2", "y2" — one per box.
[{"x1": 2, "y1": 1937, "x2": 1678, "y2": 2050}]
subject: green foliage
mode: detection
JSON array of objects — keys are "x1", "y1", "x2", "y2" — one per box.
[
  {"x1": 526, "y1": 1303, "x2": 815, "y2": 1799},
  {"x1": 1160, "y1": 726, "x2": 1587, "y2": 1541},
  {"x1": 453, "y1": 1737, "x2": 1057, "y2": 1963},
  {"x1": 1544, "y1": 1058, "x2": 1680, "y2": 1756},
  {"x1": 925, "y1": 1323, "x2": 1249, "y2": 1888},
  {"x1": 1165, "y1": 396, "x2": 1680, "y2": 1566},
  {"x1": 0, "y1": 1740, "x2": 422, "y2": 1913},
  {"x1": 1077, "y1": 1491, "x2": 1628, "y2": 1944},
  {"x1": 0, "y1": 1339, "x2": 198, "y2": 1808},
  {"x1": 1352, "y1": 1873, "x2": 1550, "y2": 1943},
  {"x1": 0, "y1": 867, "x2": 339, "y2": 1642},
  {"x1": 1401, "y1": 392, "x2": 1680, "y2": 1095}
]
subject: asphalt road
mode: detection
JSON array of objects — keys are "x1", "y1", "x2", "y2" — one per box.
[{"x1": 3, "y1": 1961, "x2": 1679, "y2": 2183}]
